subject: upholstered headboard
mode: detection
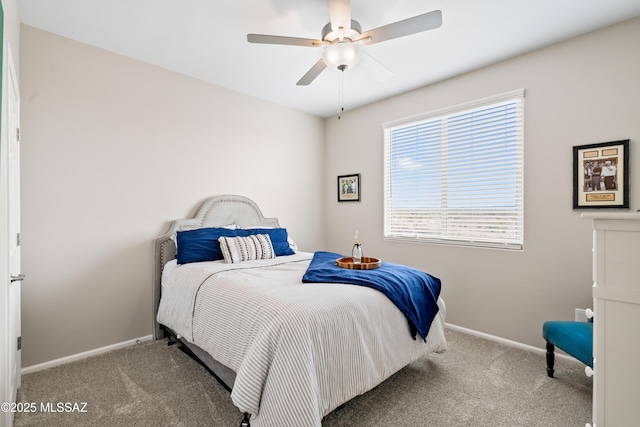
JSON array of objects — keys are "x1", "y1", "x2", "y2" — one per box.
[{"x1": 152, "y1": 195, "x2": 280, "y2": 339}]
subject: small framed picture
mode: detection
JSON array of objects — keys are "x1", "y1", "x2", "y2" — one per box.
[
  {"x1": 337, "y1": 173, "x2": 361, "y2": 202},
  {"x1": 573, "y1": 139, "x2": 629, "y2": 209}
]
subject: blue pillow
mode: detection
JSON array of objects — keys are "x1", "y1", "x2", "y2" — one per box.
[
  {"x1": 176, "y1": 227, "x2": 238, "y2": 264},
  {"x1": 236, "y1": 228, "x2": 295, "y2": 256}
]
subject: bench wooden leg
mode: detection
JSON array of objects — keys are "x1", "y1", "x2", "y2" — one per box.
[{"x1": 546, "y1": 341, "x2": 555, "y2": 378}]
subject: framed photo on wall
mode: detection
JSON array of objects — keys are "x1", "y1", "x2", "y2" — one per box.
[
  {"x1": 573, "y1": 139, "x2": 629, "y2": 209},
  {"x1": 337, "y1": 173, "x2": 361, "y2": 202}
]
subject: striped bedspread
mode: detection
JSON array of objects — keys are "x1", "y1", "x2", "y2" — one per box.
[{"x1": 157, "y1": 252, "x2": 447, "y2": 427}]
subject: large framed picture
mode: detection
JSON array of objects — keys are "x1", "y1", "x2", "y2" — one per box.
[
  {"x1": 337, "y1": 173, "x2": 360, "y2": 202},
  {"x1": 573, "y1": 139, "x2": 629, "y2": 209}
]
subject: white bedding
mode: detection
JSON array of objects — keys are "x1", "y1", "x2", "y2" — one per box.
[{"x1": 157, "y1": 251, "x2": 447, "y2": 427}]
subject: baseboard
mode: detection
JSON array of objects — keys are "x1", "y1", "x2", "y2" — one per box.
[
  {"x1": 21, "y1": 325, "x2": 579, "y2": 375},
  {"x1": 445, "y1": 323, "x2": 580, "y2": 363},
  {"x1": 21, "y1": 335, "x2": 154, "y2": 375}
]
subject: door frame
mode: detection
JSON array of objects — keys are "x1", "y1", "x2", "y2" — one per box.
[
  {"x1": 7, "y1": 40, "x2": 20, "y2": 403},
  {"x1": 1, "y1": 33, "x2": 22, "y2": 427}
]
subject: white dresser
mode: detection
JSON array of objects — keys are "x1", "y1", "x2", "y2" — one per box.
[{"x1": 583, "y1": 213, "x2": 640, "y2": 427}]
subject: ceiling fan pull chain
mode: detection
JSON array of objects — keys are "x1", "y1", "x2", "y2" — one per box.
[{"x1": 338, "y1": 70, "x2": 344, "y2": 120}]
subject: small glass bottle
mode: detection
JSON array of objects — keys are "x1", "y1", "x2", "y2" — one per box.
[
  {"x1": 352, "y1": 230, "x2": 362, "y2": 264},
  {"x1": 352, "y1": 243, "x2": 363, "y2": 264}
]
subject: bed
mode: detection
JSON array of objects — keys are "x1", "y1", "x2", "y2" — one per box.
[{"x1": 153, "y1": 195, "x2": 447, "y2": 427}]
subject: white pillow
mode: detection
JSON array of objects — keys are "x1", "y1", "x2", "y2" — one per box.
[
  {"x1": 218, "y1": 234, "x2": 276, "y2": 264},
  {"x1": 287, "y1": 236, "x2": 298, "y2": 251}
]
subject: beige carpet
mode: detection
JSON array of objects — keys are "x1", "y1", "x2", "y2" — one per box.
[{"x1": 15, "y1": 329, "x2": 591, "y2": 426}]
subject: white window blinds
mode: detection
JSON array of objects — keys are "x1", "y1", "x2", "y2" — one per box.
[{"x1": 383, "y1": 89, "x2": 524, "y2": 249}]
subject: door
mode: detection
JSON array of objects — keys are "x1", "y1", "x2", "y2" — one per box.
[{"x1": 7, "y1": 44, "x2": 21, "y2": 404}]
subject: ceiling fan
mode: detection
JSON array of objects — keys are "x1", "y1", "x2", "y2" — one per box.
[{"x1": 247, "y1": 0, "x2": 442, "y2": 86}]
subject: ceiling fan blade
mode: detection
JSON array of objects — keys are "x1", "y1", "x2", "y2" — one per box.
[
  {"x1": 328, "y1": 0, "x2": 351, "y2": 34},
  {"x1": 297, "y1": 59, "x2": 327, "y2": 86},
  {"x1": 360, "y1": 51, "x2": 393, "y2": 82},
  {"x1": 362, "y1": 10, "x2": 442, "y2": 45},
  {"x1": 247, "y1": 34, "x2": 324, "y2": 47}
]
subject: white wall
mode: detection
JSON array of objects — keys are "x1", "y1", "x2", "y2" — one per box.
[
  {"x1": 324, "y1": 17, "x2": 640, "y2": 349},
  {"x1": 19, "y1": 25, "x2": 325, "y2": 367}
]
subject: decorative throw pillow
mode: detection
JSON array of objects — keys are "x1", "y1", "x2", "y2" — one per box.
[{"x1": 218, "y1": 234, "x2": 276, "y2": 264}]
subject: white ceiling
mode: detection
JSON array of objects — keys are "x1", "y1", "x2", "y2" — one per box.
[{"x1": 17, "y1": 0, "x2": 640, "y2": 118}]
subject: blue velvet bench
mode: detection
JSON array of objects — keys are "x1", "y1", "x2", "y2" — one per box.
[{"x1": 542, "y1": 320, "x2": 593, "y2": 377}]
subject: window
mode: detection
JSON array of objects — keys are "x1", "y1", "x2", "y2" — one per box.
[{"x1": 383, "y1": 89, "x2": 524, "y2": 249}]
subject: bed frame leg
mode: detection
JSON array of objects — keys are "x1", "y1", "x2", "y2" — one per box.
[
  {"x1": 166, "y1": 334, "x2": 178, "y2": 347},
  {"x1": 240, "y1": 412, "x2": 251, "y2": 427}
]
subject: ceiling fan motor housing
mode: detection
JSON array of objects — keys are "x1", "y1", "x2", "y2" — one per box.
[{"x1": 321, "y1": 19, "x2": 363, "y2": 43}]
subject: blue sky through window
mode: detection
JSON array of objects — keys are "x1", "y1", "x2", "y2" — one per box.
[{"x1": 389, "y1": 102, "x2": 519, "y2": 211}]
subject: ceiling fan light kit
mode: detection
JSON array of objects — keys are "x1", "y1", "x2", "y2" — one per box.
[{"x1": 323, "y1": 42, "x2": 362, "y2": 71}]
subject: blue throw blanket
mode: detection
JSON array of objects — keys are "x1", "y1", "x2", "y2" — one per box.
[{"x1": 302, "y1": 251, "x2": 441, "y2": 341}]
